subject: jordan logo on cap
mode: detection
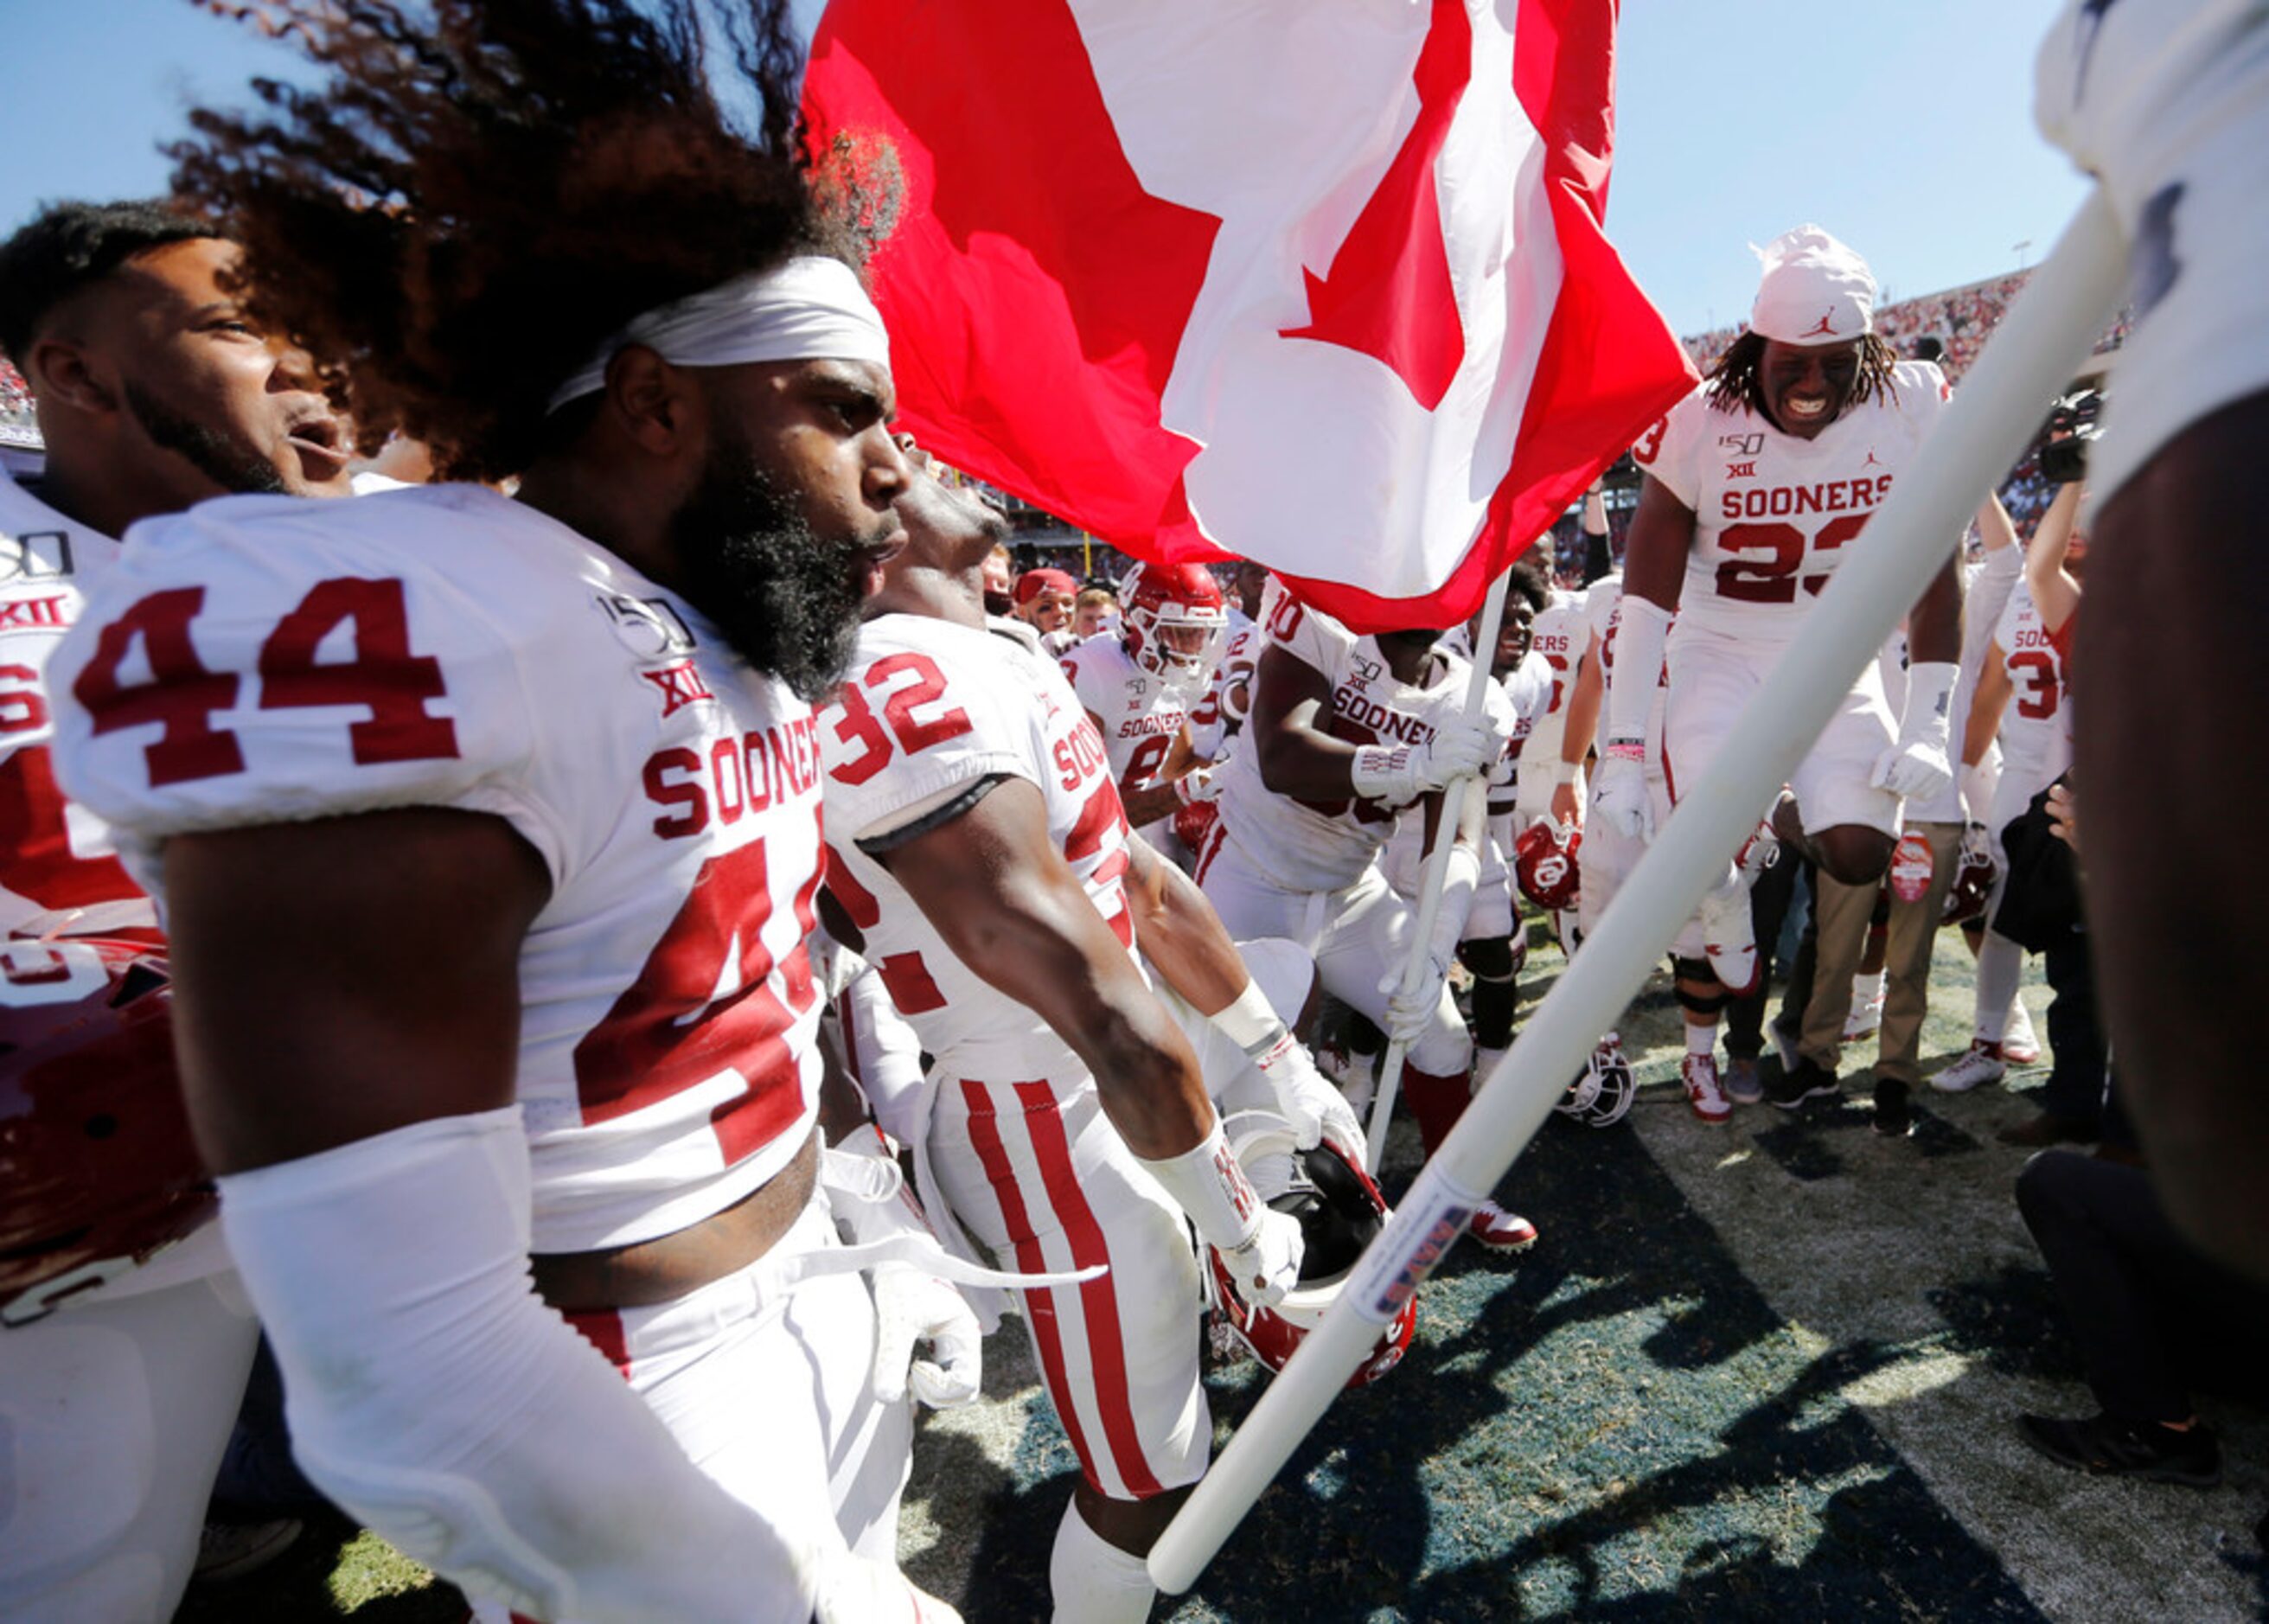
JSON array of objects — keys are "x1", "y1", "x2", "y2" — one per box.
[{"x1": 1800, "y1": 310, "x2": 1838, "y2": 339}]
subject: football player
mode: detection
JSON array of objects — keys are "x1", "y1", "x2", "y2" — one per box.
[
  {"x1": 1193, "y1": 580, "x2": 1537, "y2": 1249},
  {"x1": 1059, "y1": 560, "x2": 1227, "y2": 847},
  {"x1": 1608, "y1": 227, "x2": 1965, "y2": 1110},
  {"x1": 1013, "y1": 564, "x2": 1077, "y2": 644},
  {"x1": 820, "y1": 445, "x2": 1342, "y2": 1623},
  {"x1": 48, "y1": 6, "x2": 963, "y2": 1620},
  {"x1": 1379, "y1": 559, "x2": 1552, "y2": 1090},
  {"x1": 0, "y1": 197, "x2": 355, "y2": 1621},
  {"x1": 2038, "y1": 0, "x2": 2269, "y2": 1286}
]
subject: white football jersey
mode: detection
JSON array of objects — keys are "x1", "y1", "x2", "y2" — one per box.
[
  {"x1": 818, "y1": 613, "x2": 1139, "y2": 1079},
  {"x1": 49, "y1": 484, "x2": 827, "y2": 1253},
  {"x1": 1186, "y1": 621, "x2": 1261, "y2": 762},
  {"x1": 0, "y1": 470, "x2": 155, "y2": 940},
  {"x1": 1992, "y1": 582, "x2": 2073, "y2": 797},
  {"x1": 1633, "y1": 363, "x2": 1953, "y2": 646},
  {"x1": 1213, "y1": 591, "x2": 1513, "y2": 893},
  {"x1": 1498, "y1": 649, "x2": 1556, "y2": 797},
  {"x1": 1059, "y1": 632, "x2": 1192, "y2": 826},
  {"x1": 1515, "y1": 590, "x2": 1586, "y2": 780}
]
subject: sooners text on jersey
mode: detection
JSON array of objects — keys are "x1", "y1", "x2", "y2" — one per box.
[
  {"x1": 1633, "y1": 361, "x2": 1953, "y2": 646},
  {"x1": 1212, "y1": 589, "x2": 1513, "y2": 893}
]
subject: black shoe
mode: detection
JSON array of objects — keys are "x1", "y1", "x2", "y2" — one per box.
[
  {"x1": 1997, "y1": 1110, "x2": 2096, "y2": 1148},
  {"x1": 1766, "y1": 1054, "x2": 1840, "y2": 1110},
  {"x1": 2017, "y1": 1412, "x2": 2221, "y2": 1487},
  {"x1": 1871, "y1": 1077, "x2": 1912, "y2": 1138}
]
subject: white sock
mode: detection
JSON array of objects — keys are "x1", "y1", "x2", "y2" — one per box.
[
  {"x1": 1473, "y1": 1045, "x2": 1509, "y2": 1090},
  {"x1": 1853, "y1": 969, "x2": 1885, "y2": 1005},
  {"x1": 1050, "y1": 1499, "x2": 1156, "y2": 1623},
  {"x1": 1684, "y1": 1023, "x2": 1716, "y2": 1058}
]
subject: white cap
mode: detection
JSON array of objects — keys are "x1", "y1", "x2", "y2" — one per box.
[
  {"x1": 1748, "y1": 226, "x2": 1876, "y2": 346},
  {"x1": 546, "y1": 254, "x2": 890, "y2": 411}
]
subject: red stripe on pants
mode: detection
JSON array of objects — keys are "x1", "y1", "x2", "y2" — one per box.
[
  {"x1": 1013, "y1": 1079, "x2": 1164, "y2": 1499},
  {"x1": 961, "y1": 1078, "x2": 1102, "y2": 1491}
]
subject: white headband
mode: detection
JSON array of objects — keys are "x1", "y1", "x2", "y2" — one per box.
[
  {"x1": 546, "y1": 254, "x2": 890, "y2": 411},
  {"x1": 1748, "y1": 225, "x2": 1876, "y2": 347}
]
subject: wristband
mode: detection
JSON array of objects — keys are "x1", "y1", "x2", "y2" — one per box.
[
  {"x1": 1553, "y1": 759, "x2": 1581, "y2": 784},
  {"x1": 1136, "y1": 1117, "x2": 1261, "y2": 1251},
  {"x1": 1603, "y1": 738, "x2": 1646, "y2": 763},
  {"x1": 1209, "y1": 977, "x2": 1284, "y2": 1057}
]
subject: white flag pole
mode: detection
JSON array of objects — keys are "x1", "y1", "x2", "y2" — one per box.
[
  {"x1": 1151, "y1": 186, "x2": 2127, "y2": 1597},
  {"x1": 1363, "y1": 566, "x2": 1514, "y2": 1173}
]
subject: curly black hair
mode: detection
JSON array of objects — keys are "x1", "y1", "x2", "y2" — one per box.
[
  {"x1": 0, "y1": 199, "x2": 229, "y2": 368},
  {"x1": 1703, "y1": 329, "x2": 1903, "y2": 424},
  {"x1": 169, "y1": 0, "x2": 894, "y2": 480}
]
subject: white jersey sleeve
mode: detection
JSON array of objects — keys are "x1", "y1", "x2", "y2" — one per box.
[
  {"x1": 51, "y1": 484, "x2": 829, "y2": 1253},
  {"x1": 1630, "y1": 386, "x2": 1713, "y2": 511},
  {"x1": 818, "y1": 614, "x2": 1140, "y2": 1079}
]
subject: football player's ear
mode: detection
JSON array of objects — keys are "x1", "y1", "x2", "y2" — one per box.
[
  {"x1": 601, "y1": 344, "x2": 701, "y2": 460},
  {"x1": 24, "y1": 334, "x2": 119, "y2": 419}
]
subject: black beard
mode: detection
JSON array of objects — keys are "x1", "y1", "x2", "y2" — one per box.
[
  {"x1": 668, "y1": 437, "x2": 885, "y2": 703},
  {"x1": 123, "y1": 380, "x2": 288, "y2": 497},
  {"x1": 982, "y1": 589, "x2": 1014, "y2": 617}
]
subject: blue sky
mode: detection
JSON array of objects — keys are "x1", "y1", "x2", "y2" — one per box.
[{"x1": 1, "y1": 0, "x2": 2092, "y2": 340}]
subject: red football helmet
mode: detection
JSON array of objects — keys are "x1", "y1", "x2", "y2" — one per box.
[
  {"x1": 1120, "y1": 563, "x2": 1228, "y2": 698},
  {"x1": 1942, "y1": 840, "x2": 1998, "y2": 926},
  {"x1": 1514, "y1": 819, "x2": 1582, "y2": 913},
  {"x1": 0, "y1": 937, "x2": 213, "y2": 1325},
  {"x1": 1203, "y1": 1110, "x2": 1416, "y2": 1389},
  {"x1": 1171, "y1": 795, "x2": 1219, "y2": 856}
]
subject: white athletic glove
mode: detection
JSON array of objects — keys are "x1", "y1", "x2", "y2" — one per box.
[
  {"x1": 1173, "y1": 764, "x2": 1219, "y2": 804},
  {"x1": 1377, "y1": 952, "x2": 1451, "y2": 1048},
  {"x1": 1349, "y1": 712, "x2": 1503, "y2": 805},
  {"x1": 1872, "y1": 661, "x2": 1958, "y2": 802},
  {"x1": 1216, "y1": 1206, "x2": 1305, "y2": 1309},
  {"x1": 815, "y1": 1550, "x2": 966, "y2": 1624},
  {"x1": 869, "y1": 1262, "x2": 982, "y2": 1410},
  {"x1": 1252, "y1": 1029, "x2": 1367, "y2": 1160},
  {"x1": 1138, "y1": 1118, "x2": 1302, "y2": 1307},
  {"x1": 1589, "y1": 739, "x2": 1653, "y2": 841}
]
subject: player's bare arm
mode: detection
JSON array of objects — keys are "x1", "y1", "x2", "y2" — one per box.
[
  {"x1": 2025, "y1": 481, "x2": 2085, "y2": 635},
  {"x1": 162, "y1": 809, "x2": 547, "y2": 1174},
  {"x1": 872, "y1": 775, "x2": 1216, "y2": 1159},
  {"x1": 1963, "y1": 645, "x2": 2012, "y2": 770},
  {"x1": 1619, "y1": 473, "x2": 1695, "y2": 612}
]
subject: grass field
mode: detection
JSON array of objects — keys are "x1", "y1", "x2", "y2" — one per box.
[{"x1": 179, "y1": 925, "x2": 2269, "y2": 1622}]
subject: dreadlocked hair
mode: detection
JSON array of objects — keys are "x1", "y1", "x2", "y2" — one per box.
[
  {"x1": 1704, "y1": 329, "x2": 1902, "y2": 423},
  {"x1": 169, "y1": 1, "x2": 896, "y2": 481}
]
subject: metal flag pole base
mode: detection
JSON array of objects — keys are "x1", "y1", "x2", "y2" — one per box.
[
  {"x1": 1364, "y1": 566, "x2": 1514, "y2": 1174},
  {"x1": 1150, "y1": 186, "x2": 2127, "y2": 1597}
]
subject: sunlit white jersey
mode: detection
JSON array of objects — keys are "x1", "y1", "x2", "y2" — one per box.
[
  {"x1": 1186, "y1": 621, "x2": 1260, "y2": 762},
  {"x1": 818, "y1": 613, "x2": 1138, "y2": 1079},
  {"x1": 1992, "y1": 581, "x2": 2073, "y2": 798},
  {"x1": 1213, "y1": 591, "x2": 1512, "y2": 894},
  {"x1": 1633, "y1": 363, "x2": 1953, "y2": 646},
  {"x1": 1380, "y1": 649, "x2": 1542, "y2": 900},
  {"x1": 1060, "y1": 631, "x2": 1191, "y2": 838},
  {"x1": 1515, "y1": 590, "x2": 1586, "y2": 782},
  {"x1": 50, "y1": 484, "x2": 826, "y2": 1253},
  {"x1": 0, "y1": 470, "x2": 154, "y2": 940}
]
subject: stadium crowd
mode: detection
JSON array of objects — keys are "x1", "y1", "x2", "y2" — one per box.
[{"x1": 1, "y1": 3, "x2": 2264, "y2": 1622}]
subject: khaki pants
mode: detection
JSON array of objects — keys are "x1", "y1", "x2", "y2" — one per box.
[{"x1": 1799, "y1": 821, "x2": 1961, "y2": 1081}]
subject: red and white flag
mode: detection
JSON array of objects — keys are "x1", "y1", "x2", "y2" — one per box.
[{"x1": 803, "y1": 0, "x2": 1695, "y2": 631}]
